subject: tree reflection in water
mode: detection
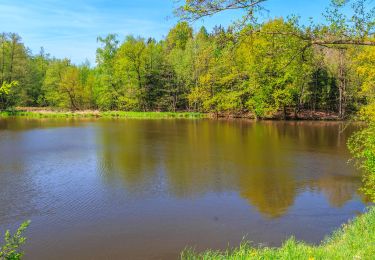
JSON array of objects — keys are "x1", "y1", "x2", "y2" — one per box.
[{"x1": 97, "y1": 120, "x2": 364, "y2": 218}]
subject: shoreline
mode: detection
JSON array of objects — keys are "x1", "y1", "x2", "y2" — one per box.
[
  {"x1": 0, "y1": 109, "x2": 206, "y2": 119},
  {"x1": 0, "y1": 108, "x2": 350, "y2": 121}
]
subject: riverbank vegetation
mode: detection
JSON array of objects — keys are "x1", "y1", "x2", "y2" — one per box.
[
  {"x1": 0, "y1": 109, "x2": 205, "y2": 119},
  {"x1": 0, "y1": 1, "x2": 374, "y2": 119}
]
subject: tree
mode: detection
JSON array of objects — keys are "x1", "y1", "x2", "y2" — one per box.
[
  {"x1": 346, "y1": 42, "x2": 375, "y2": 200},
  {"x1": 164, "y1": 22, "x2": 194, "y2": 111},
  {"x1": 21, "y1": 48, "x2": 50, "y2": 106},
  {"x1": 187, "y1": 26, "x2": 213, "y2": 111},
  {"x1": 237, "y1": 19, "x2": 314, "y2": 118},
  {"x1": 58, "y1": 66, "x2": 87, "y2": 111},
  {"x1": 166, "y1": 22, "x2": 193, "y2": 50},
  {"x1": 114, "y1": 36, "x2": 147, "y2": 110},
  {"x1": 143, "y1": 38, "x2": 165, "y2": 110},
  {"x1": 0, "y1": 81, "x2": 18, "y2": 110},
  {"x1": 0, "y1": 33, "x2": 28, "y2": 108},
  {"x1": 95, "y1": 34, "x2": 120, "y2": 110},
  {"x1": 42, "y1": 59, "x2": 69, "y2": 108},
  {"x1": 78, "y1": 61, "x2": 96, "y2": 109},
  {"x1": 176, "y1": 0, "x2": 375, "y2": 46},
  {"x1": 175, "y1": 0, "x2": 266, "y2": 22}
]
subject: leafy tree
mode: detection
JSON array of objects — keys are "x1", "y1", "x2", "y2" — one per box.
[
  {"x1": 164, "y1": 22, "x2": 194, "y2": 111},
  {"x1": 42, "y1": 59, "x2": 70, "y2": 108},
  {"x1": 166, "y1": 22, "x2": 193, "y2": 50},
  {"x1": 143, "y1": 38, "x2": 165, "y2": 110},
  {"x1": 0, "y1": 81, "x2": 18, "y2": 109},
  {"x1": 58, "y1": 66, "x2": 88, "y2": 110},
  {"x1": 114, "y1": 36, "x2": 147, "y2": 110},
  {"x1": 237, "y1": 19, "x2": 314, "y2": 118},
  {"x1": 347, "y1": 46, "x2": 375, "y2": 200},
  {"x1": 95, "y1": 34, "x2": 120, "y2": 110},
  {"x1": 22, "y1": 48, "x2": 50, "y2": 107},
  {"x1": 0, "y1": 33, "x2": 28, "y2": 108}
]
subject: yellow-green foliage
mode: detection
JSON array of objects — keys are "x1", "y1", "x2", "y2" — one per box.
[
  {"x1": 354, "y1": 47, "x2": 375, "y2": 119},
  {"x1": 0, "y1": 81, "x2": 18, "y2": 110},
  {"x1": 347, "y1": 46, "x2": 375, "y2": 201},
  {"x1": 355, "y1": 47, "x2": 375, "y2": 105},
  {"x1": 0, "y1": 81, "x2": 18, "y2": 95},
  {"x1": 182, "y1": 207, "x2": 375, "y2": 260},
  {"x1": 0, "y1": 221, "x2": 30, "y2": 260},
  {"x1": 349, "y1": 123, "x2": 375, "y2": 200}
]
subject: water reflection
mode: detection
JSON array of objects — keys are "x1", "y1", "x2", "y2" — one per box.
[
  {"x1": 0, "y1": 118, "x2": 368, "y2": 259},
  {"x1": 96, "y1": 120, "x2": 363, "y2": 218}
]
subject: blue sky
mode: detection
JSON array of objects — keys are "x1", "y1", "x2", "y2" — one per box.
[{"x1": 0, "y1": 0, "x2": 332, "y2": 64}]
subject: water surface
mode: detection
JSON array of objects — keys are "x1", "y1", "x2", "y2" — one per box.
[{"x1": 0, "y1": 118, "x2": 368, "y2": 259}]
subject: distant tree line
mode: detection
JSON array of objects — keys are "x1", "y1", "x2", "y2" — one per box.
[{"x1": 0, "y1": 0, "x2": 374, "y2": 119}]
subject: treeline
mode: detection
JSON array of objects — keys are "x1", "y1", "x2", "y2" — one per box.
[{"x1": 0, "y1": 20, "x2": 374, "y2": 118}]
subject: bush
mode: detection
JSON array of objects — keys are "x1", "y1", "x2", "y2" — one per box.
[
  {"x1": 0, "y1": 221, "x2": 30, "y2": 260},
  {"x1": 348, "y1": 123, "x2": 375, "y2": 201}
]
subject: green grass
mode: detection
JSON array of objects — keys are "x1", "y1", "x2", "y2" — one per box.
[
  {"x1": 100, "y1": 111, "x2": 206, "y2": 119},
  {"x1": 182, "y1": 207, "x2": 375, "y2": 260},
  {"x1": 0, "y1": 110, "x2": 206, "y2": 119}
]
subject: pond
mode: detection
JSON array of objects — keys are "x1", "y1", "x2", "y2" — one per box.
[{"x1": 0, "y1": 118, "x2": 369, "y2": 259}]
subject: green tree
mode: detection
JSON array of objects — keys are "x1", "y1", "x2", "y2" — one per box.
[
  {"x1": 348, "y1": 46, "x2": 375, "y2": 200},
  {"x1": 0, "y1": 33, "x2": 28, "y2": 108},
  {"x1": 166, "y1": 22, "x2": 193, "y2": 50},
  {"x1": 143, "y1": 38, "x2": 165, "y2": 110},
  {"x1": 237, "y1": 19, "x2": 314, "y2": 118},
  {"x1": 0, "y1": 81, "x2": 18, "y2": 109},
  {"x1": 42, "y1": 59, "x2": 70, "y2": 108},
  {"x1": 58, "y1": 66, "x2": 87, "y2": 110},
  {"x1": 21, "y1": 48, "x2": 50, "y2": 106},
  {"x1": 114, "y1": 36, "x2": 147, "y2": 110},
  {"x1": 95, "y1": 34, "x2": 119, "y2": 110}
]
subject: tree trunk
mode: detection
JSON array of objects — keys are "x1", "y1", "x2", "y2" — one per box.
[
  {"x1": 1, "y1": 33, "x2": 6, "y2": 86},
  {"x1": 338, "y1": 49, "x2": 346, "y2": 119},
  {"x1": 8, "y1": 35, "x2": 16, "y2": 83}
]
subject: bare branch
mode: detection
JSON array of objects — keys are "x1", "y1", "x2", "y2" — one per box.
[{"x1": 175, "y1": 0, "x2": 267, "y2": 22}]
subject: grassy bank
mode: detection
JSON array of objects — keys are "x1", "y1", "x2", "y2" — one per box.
[
  {"x1": 0, "y1": 109, "x2": 346, "y2": 121},
  {"x1": 182, "y1": 207, "x2": 375, "y2": 259},
  {"x1": 0, "y1": 110, "x2": 206, "y2": 119}
]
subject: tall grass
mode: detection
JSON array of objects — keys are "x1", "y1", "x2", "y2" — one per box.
[{"x1": 182, "y1": 207, "x2": 375, "y2": 259}]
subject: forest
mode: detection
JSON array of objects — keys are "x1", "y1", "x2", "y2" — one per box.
[{"x1": 0, "y1": 0, "x2": 374, "y2": 119}]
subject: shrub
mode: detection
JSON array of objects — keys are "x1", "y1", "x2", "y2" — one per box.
[{"x1": 0, "y1": 221, "x2": 30, "y2": 260}]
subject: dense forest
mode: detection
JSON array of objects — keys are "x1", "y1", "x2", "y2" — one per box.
[{"x1": 0, "y1": 0, "x2": 374, "y2": 119}]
